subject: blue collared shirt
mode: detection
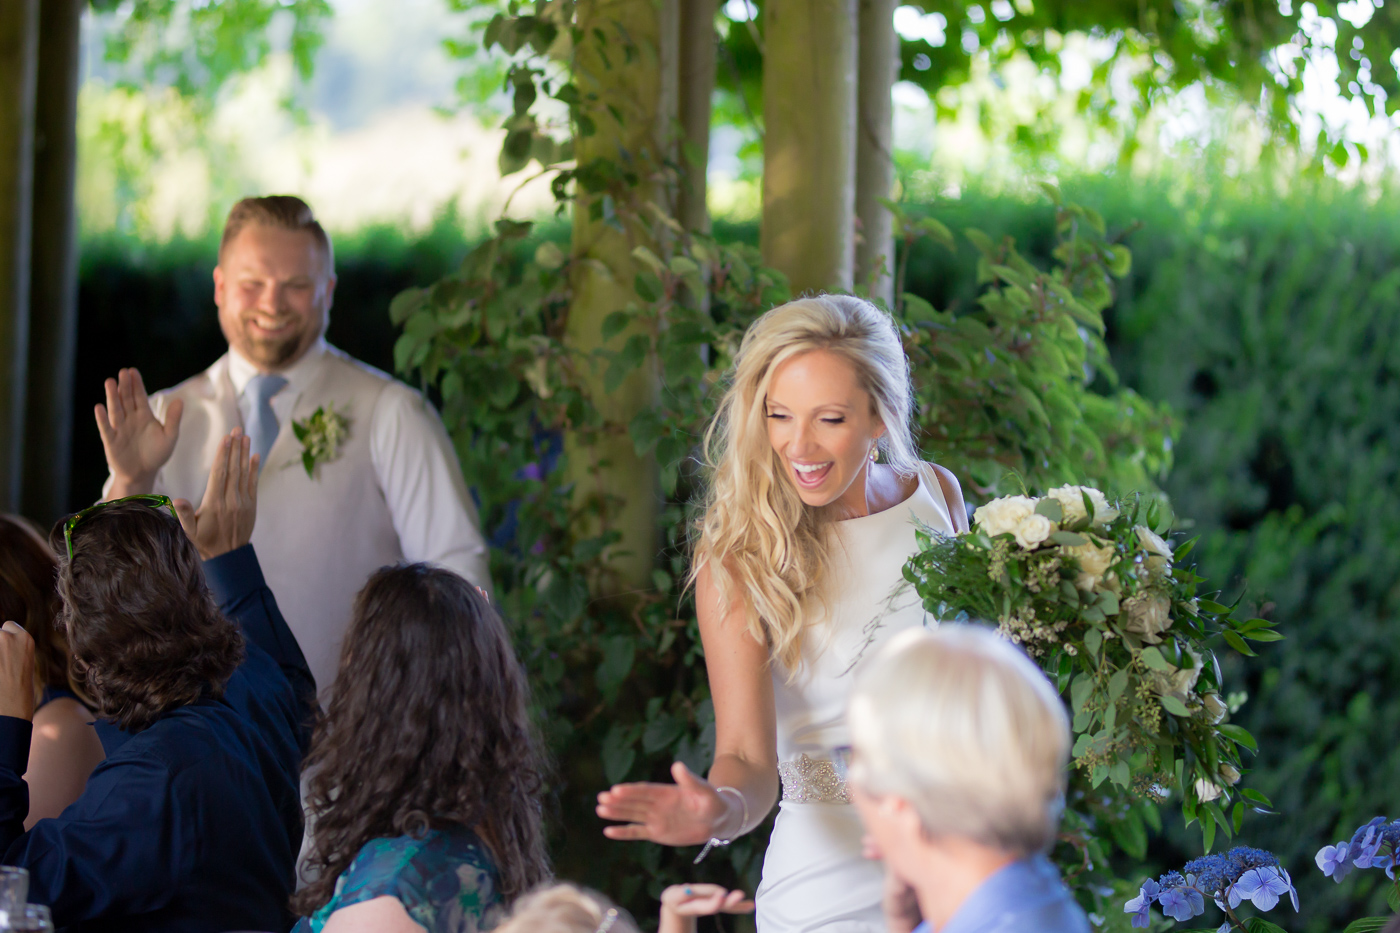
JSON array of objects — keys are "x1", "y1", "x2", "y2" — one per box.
[
  {"x1": 912, "y1": 856, "x2": 1090, "y2": 933},
  {"x1": 0, "y1": 544, "x2": 315, "y2": 933}
]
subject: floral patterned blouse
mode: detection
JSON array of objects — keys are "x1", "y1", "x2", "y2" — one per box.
[{"x1": 294, "y1": 825, "x2": 504, "y2": 933}]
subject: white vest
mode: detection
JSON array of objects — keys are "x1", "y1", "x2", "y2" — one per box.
[{"x1": 132, "y1": 346, "x2": 489, "y2": 695}]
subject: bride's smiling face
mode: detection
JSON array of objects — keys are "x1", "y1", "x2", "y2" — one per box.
[{"x1": 765, "y1": 349, "x2": 884, "y2": 512}]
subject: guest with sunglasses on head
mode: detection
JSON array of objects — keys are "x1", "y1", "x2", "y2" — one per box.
[
  {"x1": 0, "y1": 430, "x2": 315, "y2": 932},
  {"x1": 0, "y1": 515, "x2": 105, "y2": 826}
]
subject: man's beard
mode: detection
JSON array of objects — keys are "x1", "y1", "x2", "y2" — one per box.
[{"x1": 242, "y1": 326, "x2": 310, "y2": 369}]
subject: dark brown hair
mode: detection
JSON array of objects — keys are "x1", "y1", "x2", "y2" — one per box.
[
  {"x1": 0, "y1": 514, "x2": 75, "y2": 692},
  {"x1": 48, "y1": 503, "x2": 244, "y2": 731},
  {"x1": 294, "y1": 564, "x2": 550, "y2": 916},
  {"x1": 219, "y1": 195, "x2": 334, "y2": 270}
]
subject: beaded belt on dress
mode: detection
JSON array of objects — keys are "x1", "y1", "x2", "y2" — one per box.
[{"x1": 778, "y1": 754, "x2": 850, "y2": 804}]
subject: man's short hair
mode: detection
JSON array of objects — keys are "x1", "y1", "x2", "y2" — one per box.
[
  {"x1": 219, "y1": 195, "x2": 334, "y2": 272},
  {"x1": 848, "y1": 626, "x2": 1070, "y2": 857},
  {"x1": 49, "y1": 503, "x2": 245, "y2": 732}
]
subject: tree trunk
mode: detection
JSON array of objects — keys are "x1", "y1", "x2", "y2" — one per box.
[
  {"x1": 677, "y1": 0, "x2": 716, "y2": 233},
  {"x1": 760, "y1": 0, "x2": 858, "y2": 295},
  {"x1": 24, "y1": 0, "x2": 81, "y2": 523},
  {"x1": 855, "y1": 0, "x2": 897, "y2": 306},
  {"x1": 566, "y1": 0, "x2": 679, "y2": 592},
  {"x1": 0, "y1": 0, "x2": 38, "y2": 514}
]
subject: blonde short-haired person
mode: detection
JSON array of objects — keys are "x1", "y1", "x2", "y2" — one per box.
[
  {"x1": 597, "y1": 294, "x2": 970, "y2": 931},
  {"x1": 846, "y1": 626, "x2": 1089, "y2": 933},
  {"x1": 494, "y1": 882, "x2": 752, "y2": 933}
]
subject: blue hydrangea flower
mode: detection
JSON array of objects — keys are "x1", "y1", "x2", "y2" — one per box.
[
  {"x1": 1158, "y1": 884, "x2": 1205, "y2": 922},
  {"x1": 1315, "y1": 841, "x2": 1353, "y2": 882},
  {"x1": 1127, "y1": 847, "x2": 1297, "y2": 928},
  {"x1": 1318, "y1": 816, "x2": 1400, "y2": 885},
  {"x1": 1229, "y1": 866, "x2": 1299, "y2": 912},
  {"x1": 1124, "y1": 879, "x2": 1159, "y2": 929}
]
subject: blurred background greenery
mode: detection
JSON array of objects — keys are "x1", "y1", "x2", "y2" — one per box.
[{"x1": 10, "y1": 0, "x2": 1400, "y2": 929}]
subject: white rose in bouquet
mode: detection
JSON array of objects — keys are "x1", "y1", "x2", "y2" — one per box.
[
  {"x1": 1200, "y1": 692, "x2": 1228, "y2": 724},
  {"x1": 1047, "y1": 485, "x2": 1119, "y2": 527},
  {"x1": 1148, "y1": 646, "x2": 1202, "y2": 702},
  {"x1": 1122, "y1": 592, "x2": 1173, "y2": 644},
  {"x1": 1135, "y1": 525, "x2": 1173, "y2": 559},
  {"x1": 1065, "y1": 539, "x2": 1116, "y2": 591},
  {"x1": 973, "y1": 495, "x2": 1036, "y2": 539},
  {"x1": 1194, "y1": 777, "x2": 1224, "y2": 803},
  {"x1": 1013, "y1": 513, "x2": 1056, "y2": 550}
]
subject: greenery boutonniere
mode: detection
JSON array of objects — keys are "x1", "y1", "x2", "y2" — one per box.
[{"x1": 291, "y1": 405, "x2": 349, "y2": 478}]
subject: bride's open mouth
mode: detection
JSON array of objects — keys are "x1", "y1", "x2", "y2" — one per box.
[{"x1": 791, "y1": 460, "x2": 833, "y2": 488}]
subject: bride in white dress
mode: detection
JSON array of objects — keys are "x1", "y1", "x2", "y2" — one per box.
[{"x1": 595, "y1": 295, "x2": 968, "y2": 932}]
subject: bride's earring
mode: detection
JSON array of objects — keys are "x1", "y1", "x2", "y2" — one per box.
[{"x1": 869, "y1": 444, "x2": 878, "y2": 463}]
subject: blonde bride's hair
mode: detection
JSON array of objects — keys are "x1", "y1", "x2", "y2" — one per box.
[{"x1": 692, "y1": 294, "x2": 919, "y2": 671}]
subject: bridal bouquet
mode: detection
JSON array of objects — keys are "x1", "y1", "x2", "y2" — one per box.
[{"x1": 903, "y1": 485, "x2": 1283, "y2": 849}]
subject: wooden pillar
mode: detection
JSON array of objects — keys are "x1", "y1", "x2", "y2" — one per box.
[
  {"x1": 25, "y1": 0, "x2": 83, "y2": 523},
  {"x1": 855, "y1": 0, "x2": 898, "y2": 306},
  {"x1": 761, "y1": 0, "x2": 858, "y2": 295},
  {"x1": 567, "y1": 0, "x2": 680, "y2": 591},
  {"x1": 0, "y1": 0, "x2": 38, "y2": 513},
  {"x1": 677, "y1": 0, "x2": 716, "y2": 233}
]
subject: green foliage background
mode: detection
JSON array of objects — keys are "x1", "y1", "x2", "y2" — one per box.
[{"x1": 69, "y1": 177, "x2": 1400, "y2": 931}]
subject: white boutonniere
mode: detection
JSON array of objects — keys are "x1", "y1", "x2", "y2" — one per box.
[{"x1": 291, "y1": 405, "x2": 349, "y2": 478}]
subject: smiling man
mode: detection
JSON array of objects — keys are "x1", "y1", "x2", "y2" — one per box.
[{"x1": 96, "y1": 196, "x2": 491, "y2": 694}]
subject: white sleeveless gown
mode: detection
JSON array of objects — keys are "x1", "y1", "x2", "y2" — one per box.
[{"x1": 755, "y1": 465, "x2": 958, "y2": 933}]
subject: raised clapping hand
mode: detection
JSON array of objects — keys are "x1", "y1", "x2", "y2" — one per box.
[
  {"x1": 95, "y1": 368, "x2": 184, "y2": 499},
  {"x1": 596, "y1": 762, "x2": 736, "y2": 846},
  {"x1": 173, "y1": 430, "x2": 259, "y2": 561},
  {"x1": 658, "y1": 884, "x2": 754, "y2": 933},
  {"x1": 0, "y1": 621, "x2": 35, "y2": 723}
]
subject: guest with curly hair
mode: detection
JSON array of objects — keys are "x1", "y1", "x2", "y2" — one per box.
[
  {"x1": 292, "y1": 563, "x2": 549, "y2": 933},
  {"x1": 0, "y1": 431, "x2": 315, "y2": 932},
  {"x1": 0, "y1": 514, "x2": 104, "y2": 826}
]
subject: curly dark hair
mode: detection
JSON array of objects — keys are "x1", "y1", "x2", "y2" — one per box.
[
  {"x1": 0, "y1": 514, "x2": 76, "y2": 693},
  {"x1": 293, "y1": 564, "x2": 550, "y2": 916},
  {"x1": 48, "y1": 502, "x2": 245, "y2": 731}
]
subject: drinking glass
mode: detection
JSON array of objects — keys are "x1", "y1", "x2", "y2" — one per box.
[
  {"x1": 0, "y1": 868, "x2": 27, "y2": 914},
  {"x1": 0, "y1": 904, "x2": 52, "y2": 932}
]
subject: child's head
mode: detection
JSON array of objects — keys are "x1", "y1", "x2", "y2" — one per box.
[{"x1": 495, "y1": 883, "x2": 641, "y2": 933}]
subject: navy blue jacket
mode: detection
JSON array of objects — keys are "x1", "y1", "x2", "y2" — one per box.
[{"x1": 0, "y1": 544, "x2": 316, "y2": 933}]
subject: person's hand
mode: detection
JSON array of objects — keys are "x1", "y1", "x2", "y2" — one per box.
[
  {"x1": 597, "y1": 762, "x2": 738, "y2": 846},
  {"x1": 881, "y1": 866, "x2": 922, "y2": 933},
  {"x1": 658, "y1": 884, "x2": 754, "y2": 933},
  {"x1": 173, "y1": 429, "x2": 259, "y2": 560},
  {"x1": 95, "y1": 368, "x2": 183, "y2": 498},
  {"x1": 0, "y1": 622, "x2": 35, "y2": 722}
]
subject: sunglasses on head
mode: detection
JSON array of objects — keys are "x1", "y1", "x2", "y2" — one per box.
[{"x1": 63, "y1": 494, "x2": 177, "y2": 561}]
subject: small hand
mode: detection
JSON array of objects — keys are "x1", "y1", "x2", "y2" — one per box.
[
  {"x1": 658, "y1": 884, "x2": 754, "y2": 933},
  {"x1": 0, "y1": 622, "x2": 35, "y2": 722},
  {"x1": 95, "y1": 368, "x2": 183, "y2": 497},
  {"x1": 881, "y1": 867, "x2": 922, "y2": 933},
  {"x1": 596, "y1": 762, "x2": 735, "y2": 846},
  {"x1": 660, "y1": 884, "x2": 755, "y2": 916},
  {"x1": 173, "y1": 429, "x2": 260, "y2": 560}
]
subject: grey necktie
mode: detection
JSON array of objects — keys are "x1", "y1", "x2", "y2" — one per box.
[{"x1": 245, "y1": 373, "x2": 288, "y2": 468}]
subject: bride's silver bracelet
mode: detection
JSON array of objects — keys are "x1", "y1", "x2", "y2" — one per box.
[{"x1": 694, "y1": 786, "x2": 748, "y2": 864}]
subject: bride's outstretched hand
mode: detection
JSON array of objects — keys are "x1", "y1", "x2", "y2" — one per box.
[{"x1": 596, "y1": 762, "x2": 732, "y2": 846}]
